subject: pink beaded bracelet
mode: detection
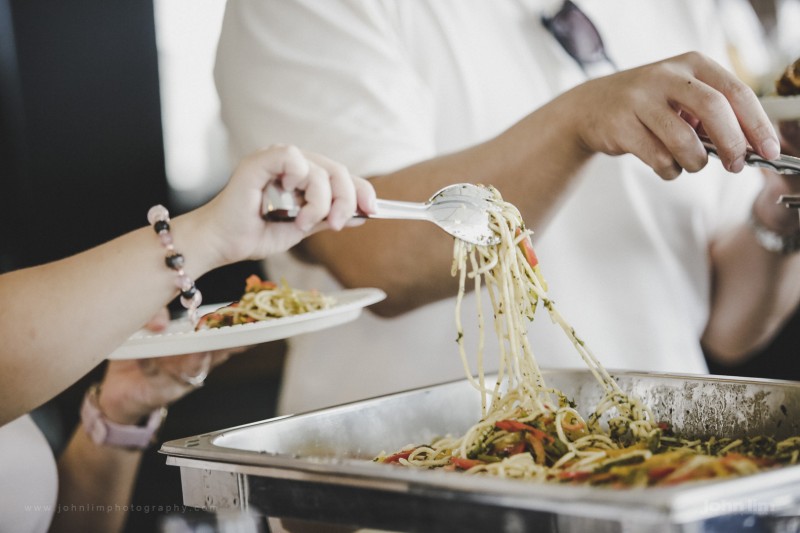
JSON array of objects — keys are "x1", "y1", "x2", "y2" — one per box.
[{"x1": 147, "y1": 205, "x2": 203, "y2": 325}]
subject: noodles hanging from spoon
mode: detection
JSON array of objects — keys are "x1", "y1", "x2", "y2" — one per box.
[{"x1": 376, "y1": 186, "x2": 800, "y2": 487}]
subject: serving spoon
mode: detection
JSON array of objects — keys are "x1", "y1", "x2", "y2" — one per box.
[{"x1": 262, "y1": 182, "x2": 502, "y2": 246}]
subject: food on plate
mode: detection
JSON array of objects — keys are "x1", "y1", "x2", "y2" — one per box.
[
  {"x1": 195, "y1": 275, "x2": 334, "y2": 330},
  {"x1": 776, "y1": 57, "x2": 800, "y2": 96},
  {"x1": 374, "y1": 185, "x2": 800, "y2": 487}
]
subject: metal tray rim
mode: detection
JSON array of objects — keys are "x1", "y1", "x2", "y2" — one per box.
[{"x1": 160, "y1": 369, "x2": 800, "y2": 523}]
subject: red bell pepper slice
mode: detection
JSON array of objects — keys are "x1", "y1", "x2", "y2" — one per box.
[
  {"x1": 382, "y1": 450, "x2": 414, "y2": 464},
  {"x1": 515, "y1": 227, "x2": 539, "y2": 268},
  {"x1": 506, "y1": 441, "x2": 526, "y2": 456},
  {"x1": 647, "y1": 466, "x2": 676, "y2": 482},
  {"x1": 245, "y1": 274, "x2": 277, "y2": 293},
  {"x1": 495, "y1": 419, "x2": 534, "y2": 432},
  {"x1": 450, "y1": 457, "x2": 485, "y2": 470},
  {"x1": 525, "y1": 433, "x2": 547, "y2": 465},
  {"x1": 656, "y1": 421, "x2": 672, "y2": 432},
  {"x1": 557, "y1": 470, "x2": 591, "y2": 482},
  {"x1": 495, "y1": 420, "x2": 554, "y2": 444}
]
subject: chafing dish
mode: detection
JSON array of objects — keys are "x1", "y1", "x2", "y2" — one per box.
[{"x1": 160, "y1": 369, "x2": 800, "y2": 532}]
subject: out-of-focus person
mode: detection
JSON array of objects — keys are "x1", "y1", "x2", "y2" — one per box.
[
  {"x1": 0, "y1": 144, "x2": 376, "y2": 533},
  {"x1": 214, "y1": 0, "x2": 800, "y2": 417}
]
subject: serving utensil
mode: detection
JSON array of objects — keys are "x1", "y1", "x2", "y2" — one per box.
[
  {"x1": 700, "y1": 135, "x2": 800, "y2": 174},
  {"x1": 262, "y1": 182, "x2": 502, "y2": 246},
  {"x1": 778, "y1": 194, "x2": 800, "y2": 230}
]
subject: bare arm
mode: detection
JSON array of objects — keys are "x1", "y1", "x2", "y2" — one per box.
[
  {"x1": 216, "y1": 4, "x2": 793, "y2": 362},
  {"x1": 53, "y1": 428, "x2": 143, "y2": 533},
  {"x1": 0, "y1": 145, "x2": 375, "y2": 425},
  {"x1": 51, "y1": 344, "x2": 239, "y2": 533},
  {"x1": 0, "y1": 224, "x2": 203, "y2": 427},
  {"x1": 703, "y1": 127, "x2": 800, "y2": 362},
  {"x1": 300, "y1": 99, "x2": 590, "y2": 316},
  {"x1": 301, "y1": 53, "x2": 782, "y2": 320}
]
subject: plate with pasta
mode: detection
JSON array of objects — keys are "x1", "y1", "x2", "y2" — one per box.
[
  {"x1": 759, "y1": 57, "x2": 800, "y2": 121},
  {"x1": 107, "y1": 278, "x2": 386, "y2": 360}
]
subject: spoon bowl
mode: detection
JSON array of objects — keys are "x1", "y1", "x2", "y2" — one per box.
[{"x1": 263, "y1": 182, "x2": 501, "y2": 246}]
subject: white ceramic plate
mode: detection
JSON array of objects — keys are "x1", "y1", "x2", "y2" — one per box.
[
  {"x1": 107, "y1": 287, "x2": 386, "y2": 360},
  {"x1": 760, "y1": 95, "x2": 800, "y2": 121}
]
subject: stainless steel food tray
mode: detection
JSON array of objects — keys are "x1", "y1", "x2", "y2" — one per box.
[{"x1": 161, "y1": 370, "x2": 800, "y2": 532}]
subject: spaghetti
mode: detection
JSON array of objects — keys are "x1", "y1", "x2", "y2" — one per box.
[
  {"x1": 375, "y1": 186, "x2": 800, "y2": 487},
  {"x1": 195, "y1": 275, "x2": 334, "y2": 330}
]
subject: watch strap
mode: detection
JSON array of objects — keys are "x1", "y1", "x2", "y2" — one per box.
[
  {"x1": 749, "y1": 212, "x2": 800, "y2": 255},
  {"x1": 80, "y1": 384, "x2": 166, "y2": 449}
]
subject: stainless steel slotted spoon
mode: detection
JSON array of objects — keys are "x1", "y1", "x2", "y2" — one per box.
[{"x1": 262, "y1": 182, "x2": 502, "y2": 246}]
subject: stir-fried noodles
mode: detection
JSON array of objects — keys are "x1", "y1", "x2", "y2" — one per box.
[
  {"x1": 196, "y1": 275, "x2": 334, "y2": 330},
  {"x1": 375, "y1": 186, "x2": 800, "y2": 487}
]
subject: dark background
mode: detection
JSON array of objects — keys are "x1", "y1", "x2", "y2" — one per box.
[
  {"x1": 0, "y1": 0, "x2": 798, "y2": 531},
  {"x1": 0, "y1": 1, "x2": 284, "y2": 531}
]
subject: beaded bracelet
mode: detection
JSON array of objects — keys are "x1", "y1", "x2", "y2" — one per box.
[{"x1": 147, "y1": 205, "x2": 203, "y2": 325}]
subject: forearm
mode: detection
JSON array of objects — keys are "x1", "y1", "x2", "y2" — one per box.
[
  {"x1": 0, "y1": 143, "x2": 371, "y2": 423},
  {"x1": 0, "y1": 210, "x2": 220, "y2": 424},
  {"x1": 703, "y1": 188, "x2": 800, "y2": 362},
  {"x1": 52, "y1": 428, "x2": 142, "y2": 533},
  {"x1": 301, "y1": 94, "x2": 592, "y2": 316}
]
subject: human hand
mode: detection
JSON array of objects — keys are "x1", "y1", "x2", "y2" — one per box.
[
  {"x1": 748, "y1": 119, "x2": 800, "y2": 233},
  {"x1": 193, "y1": 144, "x2": 377, "y2": 266},
  {"x1": 561, "y1": 51, "x2": 780, "y2": 180},
  {"x1": 96, "y1": 308, "x2": 246, "y2": 425},
  {"x1": 779, "y1": 120, "x2": 800, "y2": 158}
]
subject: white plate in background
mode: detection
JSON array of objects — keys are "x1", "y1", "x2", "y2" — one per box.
[{"x1": 760, "y1": 95, "x2": 800, "y2": 121}]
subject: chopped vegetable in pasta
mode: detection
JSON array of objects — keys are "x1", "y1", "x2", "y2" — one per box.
[
  {"x1": 196, "y1": 275, "x2": 334, "y2": 330},
  {"x1": 375, "y1": 185, "x2": 800, "y2": 487}
]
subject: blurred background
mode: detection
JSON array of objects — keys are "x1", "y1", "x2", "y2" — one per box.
[
  {"x1": 0, "y1": 1, "x2": 283, "y2": 531},
  {"x1": 0, "y1": 0, "x2": 798, "y2": 531}
]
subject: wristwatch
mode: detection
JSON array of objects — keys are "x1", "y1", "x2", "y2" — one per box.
[
  {"x1": 749, "y1": 212, "x2": 800, "y2": 255},
  {"x1": 80, "y1": 384, "x2": 167, "y2": 449}
]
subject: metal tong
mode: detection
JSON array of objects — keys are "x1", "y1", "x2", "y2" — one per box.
[
  {"x1": 700, "y1": 136, "x2": 800, "y2": 228},
  {"x1": 262, "y1": 182, "x2": 502, "y2": 246},
  {"x1": 778, "y1": 195, "x2": 800, "y2": 230},
  {"x1": 700, "y1": 135, "x2": 800, "y2": 175}
]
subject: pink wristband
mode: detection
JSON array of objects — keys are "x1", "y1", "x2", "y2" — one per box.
[{"x1": 80, "y1": 385, "x2": 167, "y2": 449}]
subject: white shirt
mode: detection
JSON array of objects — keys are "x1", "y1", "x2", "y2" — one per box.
[
  {"x1": 0, "y1": 415, "x2": 59, "y2": 533},
  {"x1": 215, "y1": 0, "x2": 763, "y2": 414}
]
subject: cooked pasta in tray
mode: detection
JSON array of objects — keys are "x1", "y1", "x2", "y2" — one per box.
[{"x1": 375, "y1": 185, "x2": 800, "y2": 488}]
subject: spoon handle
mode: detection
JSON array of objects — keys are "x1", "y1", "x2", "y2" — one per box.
[
  {"x1": 368, "y1": 199, "x2": 431, "y2": 221},
  {"x1": 261, "y1": 183, "x2": 431, "y2": 222}
]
